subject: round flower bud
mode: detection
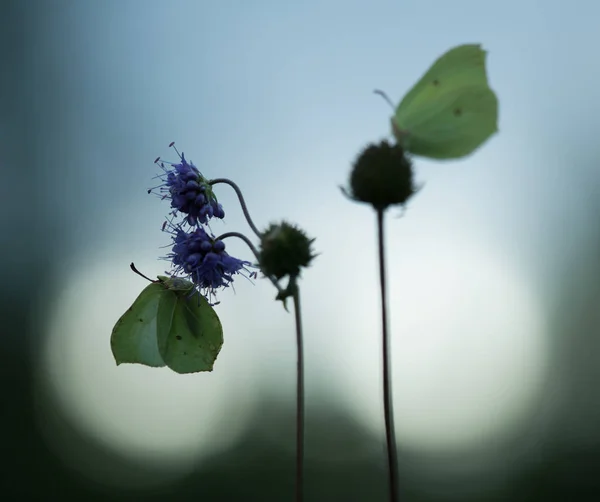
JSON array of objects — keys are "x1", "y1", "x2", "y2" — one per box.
[
  {"x1": 346, "y1": 140, "x2": 417, "y2": 210},
  {"x1": 259, "y1": 222, "x2": 316, "y2": 280}
]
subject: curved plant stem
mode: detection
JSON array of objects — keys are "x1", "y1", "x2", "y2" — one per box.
[
  {"x1": 292, "y1": 282, "x2": 305, "y2": 502},
  {"x1": 215, "y1": 231, "x2": 285, "y2": 298},
  {"x1": 210, "y1": 178, "x2": 262, "y2": 238},
  {"x1": 215, "y1": 231, "x2": 261, "y2": 260},
  {"x1": 377, "y1": 208, "x2": 399, "y2": 502}
]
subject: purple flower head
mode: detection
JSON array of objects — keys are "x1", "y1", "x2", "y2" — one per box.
[
  {"x1": 150, "y1": 142, "x2": 225, "y2": 226},
  {"x1": 167, "y1": 225, "x2": 253, "y2": 304}
]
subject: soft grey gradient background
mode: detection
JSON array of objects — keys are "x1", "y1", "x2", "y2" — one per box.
[{"x1": 4, "y1": 0, "x2": 600, "y2": 500}]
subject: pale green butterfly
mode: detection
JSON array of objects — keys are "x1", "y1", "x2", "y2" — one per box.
[
  {"x1": 110, "y1": 264, "x2": 223, "y2": 374},
  {"x1": 376, "y1": 44, "x2": 498, "y2": 159}
]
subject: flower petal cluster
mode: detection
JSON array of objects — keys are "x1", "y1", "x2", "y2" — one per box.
[
  {"x1": 151, "y1": 143, "x2": 251, "y2": 302},
  {"x1": 168, "y1": 226, "x2": 251, "y2": 304},
  {"x1": 152, "y1": 143, "x2": 224, "y2": 226}
]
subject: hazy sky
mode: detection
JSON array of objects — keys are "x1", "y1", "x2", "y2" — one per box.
[{"x1": 33, "y1": 0, "x2": 600, "y2": 489}]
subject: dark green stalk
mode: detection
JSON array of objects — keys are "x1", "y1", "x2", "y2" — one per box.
[
  {"x1": 217, "y1": 232, "x2": 306, "y2": 501},
  {"x1": 377, "y1": 208, "x2": 399, "y2": 502},
  {"x1": 292, "y1": 283, "x2": 305, "y2": 502}
]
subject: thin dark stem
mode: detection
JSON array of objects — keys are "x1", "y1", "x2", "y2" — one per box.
[
  {"x1": 377, "y1": 208, "x2": 399, "y2": 502},
  {"x1": 210, "y1": 178, "x2": 262, "y2": 238},
  {"x1": 215, "y1": 231, "x2": 286, "y2": 298},
  {"x1": 292, "y1": 282, "x2": 304, "y2": 502},
  {"x1": 215, "y1": 231, "x2": 261, "y2": 260}
]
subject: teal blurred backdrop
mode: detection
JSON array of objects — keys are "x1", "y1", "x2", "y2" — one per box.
[{"x1": 3, "y1": 0, "x2": 600, "y2": 500}]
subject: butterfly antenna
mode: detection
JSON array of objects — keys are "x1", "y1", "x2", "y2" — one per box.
[
  {"x1": 373, "y1": 89, "x2": 395, "y2": 110},
  {"x1": 129, "y1": 262, "x2": 157, "y2": 283}
]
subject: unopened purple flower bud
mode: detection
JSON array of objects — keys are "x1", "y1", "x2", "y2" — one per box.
[
  {"x1": 186, "y1": 253, "x2": 202, "y2": 267},
  {"x1": 172, "y1": 194, "x2": 186, "y2": 208},
  {"x1": 203, "y1": 252, "x2": 220, "y2": 265},
  {"x1": 214, "y1": 204, "x2": 225, "y2": 219}
]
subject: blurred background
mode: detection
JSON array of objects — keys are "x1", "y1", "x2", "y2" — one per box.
[{"x1": 3, "y1": 0, "x2": 600, "y2": 500}]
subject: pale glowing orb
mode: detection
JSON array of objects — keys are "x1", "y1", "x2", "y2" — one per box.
[
  {"x1": 332, "y1": 231, "x2": 549, "y2": 452},
  {"x1": 36, "y1": 252, "x2": 259, "y2": 487}
]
